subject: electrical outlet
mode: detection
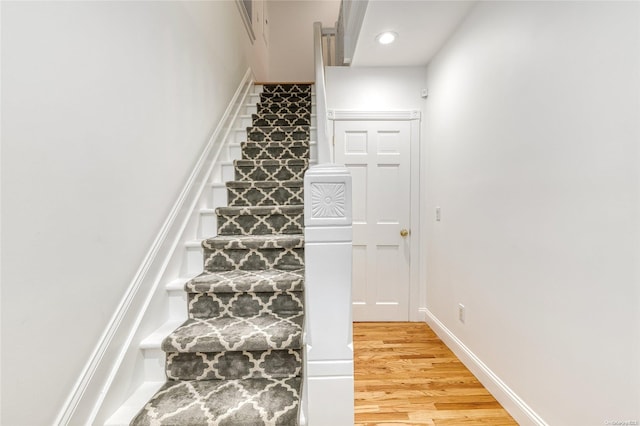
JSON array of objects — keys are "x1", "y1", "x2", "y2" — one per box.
[
  {"x1": 458, "y1": 303, "x2": 465, "y2": 324},
  {"x1": 436, "y1": 206, "x2": 441, "y2": 222}
]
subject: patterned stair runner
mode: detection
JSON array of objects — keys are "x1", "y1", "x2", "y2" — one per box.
[{"x1": 131, "y1": 83, "x2": 311, "y2": 425}]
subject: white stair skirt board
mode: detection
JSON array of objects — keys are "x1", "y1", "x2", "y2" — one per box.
[
  {"x1": 183, "y1": 241, "x2": 204, "y2": 276},
  {"x1": 54, "y1": 68, "x2": 256, "y2": 426},
  {"x1": 197, "y1": 209, "x2": 217, "y2": 240},
  {"x1": 421, "y1": 308, "x2": 548, "y2": 426},
  {"x1": 228, "y1": 143, "x2": 243, "y2": 159},
  {"x1": 209, "y1": 182, "x2": 228, "y2": 210},
  {"x1": 104, "y1": 382, "x2": 165, "y2": 426},
  {"x1": 220, "y1": 162, "x2": 235, "y2": 182}
]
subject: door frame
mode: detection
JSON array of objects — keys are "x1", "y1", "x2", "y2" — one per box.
[{"x1": 328, "y1": 110, "x2": 422, "y2": 321}]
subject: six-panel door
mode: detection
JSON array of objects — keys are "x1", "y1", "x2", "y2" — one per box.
[{"x1": 334, "y1": 120, "x2": 411, "y2": 321}]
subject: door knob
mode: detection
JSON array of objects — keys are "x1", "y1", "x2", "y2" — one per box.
[{"x1": 400, "y1": 229, "x2": 409, "y2": 237}]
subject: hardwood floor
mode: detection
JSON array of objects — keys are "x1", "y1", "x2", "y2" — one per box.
[{"x1": 353, "y1": 322, "x2": 517, "y2": 425}]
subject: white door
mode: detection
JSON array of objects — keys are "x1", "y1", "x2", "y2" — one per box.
[{"x1": 334, "y1": 120, "x2": 411, "y2": 321}]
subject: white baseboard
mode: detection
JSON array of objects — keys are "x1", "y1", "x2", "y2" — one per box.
[
  {"x1": 54, "y1": 68, "x2": 254, "y2": 426},
  {"x1": 420, "y1": 308, "x2": 548, "y2": 426}
]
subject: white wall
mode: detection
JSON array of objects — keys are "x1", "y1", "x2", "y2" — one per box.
[
  {"x1": 268, "y1": 0, "x2": 341, "y2": 82},
  {"x1": 424, "y1": 1, "x2": 639, "y2": 424},
  {"x1": 325, "y1": 66, "x2": 425, "y2": 110},
  {"x1": 0, "y1": 2, "x2": 257, "y2": 424}
]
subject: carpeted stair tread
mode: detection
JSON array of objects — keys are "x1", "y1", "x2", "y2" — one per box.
[
  {"x1": 130, "y1": 377, "x2": 301, "y2": 426},
  {"x1": 241, "y1": 140, "x2": 309, "y2": 150},
  {"x1": 226, "y1": 180, "x2": 304, "y2": 207},
  {"x1": 241, "y1": 140, "x2": 309, "y2": 148},
  {"x1": 226, "y1": 180, "x2": 303, "y2": 204},
  {"x1": 216, "y1": 205, "x2": 303, "y2": 216},
  {"x1": 260, "y1": 90, "x2": 310, "y2": 95},
  {"x1": 203, "y1": 237, "x2": 304, "y2": 272},
  {"x1": 252, "y1": 113, "x2": 311, "y2": 127},
  {"x1": 202, "y1": 234, "x2": 304, "y2": 250},
  {"x1": 165, "y1": 349, "x2": 302, "y2": 381},
  {"x1": 186, "y1": 269, "x2": 304, "y2": 294},
  {"x1": 260, "y1": 94, "x2": 310, "y2": 104},
  {"x1": 216, "y1": 206, "x2": 303, "y2": 235},
  {"x1": 241, "y1": 141, "x2": 310, "y2": 161},
  {"x1": 262, "y1": 83, "x2": 311, "y2": 93},
  {"x1": 234, "y1": 159, "x2": 308, "y2": 182},
  {"x1": 247, "y1": 126, "x2": 310, "y2": 142},
  {"x1": 188, "y1": 290, "x2": 303, "y2": 319},
  {"x1": 161, "y1": 313, "x2": 303, "y2": 353},
  {"x1": 234, "y1": 159, "x2": 308, "y2": 166},
  {"x1": 257, "y1": 103, "x2": 311, "y2": 115},
  {"x1": 258, "y1": 99, "x2": 310, "y2": 109},
  {"x1": 226, "y1": 180, "x2": 303, "y2": 189}
]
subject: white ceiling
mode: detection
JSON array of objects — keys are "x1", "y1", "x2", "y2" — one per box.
[{"x1": 351, "y1": 0, "x2": 476, "y2": 67}]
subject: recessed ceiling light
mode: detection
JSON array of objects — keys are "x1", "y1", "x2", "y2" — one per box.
[{"x1": 376, "y1": 31, "x2": 398, "y2": 45}]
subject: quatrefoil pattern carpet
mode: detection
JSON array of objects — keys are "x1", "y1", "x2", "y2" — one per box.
[{"x1": 131, "y1": 83, "x2": 311, "y2": 425}]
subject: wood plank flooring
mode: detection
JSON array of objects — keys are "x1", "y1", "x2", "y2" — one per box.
[{"x1": 353, "y1": 322, "x2": 517, "y2": 425}]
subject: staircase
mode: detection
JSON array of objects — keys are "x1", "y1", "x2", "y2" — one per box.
[{"x1": 130, "y1": 84, "x2": 312, "y2": 425}]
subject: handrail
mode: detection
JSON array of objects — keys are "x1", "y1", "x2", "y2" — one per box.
[
  {"x1": 340, "y1": 0, "x2": 368, "y2": 65},
  {"x1": 313, "y1": 21, "x2": 332, "y2": 164}
]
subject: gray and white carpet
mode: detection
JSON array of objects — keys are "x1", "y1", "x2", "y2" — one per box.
[{"x1": 131, "y1": 83, "x2": 311, "y2": 425}]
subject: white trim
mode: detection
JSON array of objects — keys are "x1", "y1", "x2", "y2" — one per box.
[
  {"x1": 306, "y1": 360, "x2": 354, "y2": 376},
  {"x1": 421, "y1": 308, "x2": 549, "y2": 426},
  {"x1": 235, "y1": 0, "x2": 256, "y2": 42},
  {"x1": 54, "y1": 68, "x2": 255, "y2": 426},
  {"x1": 341, "y1": 0, "x2": 369, "y2": 65},
  {"x1": 314, "y1": 22, "x2": 332, "y2": 164},
  {"x1": 408, "y1": 118, "x2": 421, "y2": 321},
  {"x1": 328, "y1": 109, "x2": 421, "y2": 121}
]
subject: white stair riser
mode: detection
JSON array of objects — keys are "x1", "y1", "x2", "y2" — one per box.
[
  {"x1": 209, "y1": 184, "x2": 227, "y2": 210},
  {"x1": 184, "y1": 244, "x2": 203, "y2": 276},
  {"x1": 228, "y1": 144, "x2": 242, "y2": 159},
  {"x1": 310, "y1": 144, "x2": 318, "y2": 162},
  {"x1": 221, "y1": 163, "x2": 235, "y2": 182},
  {"x1": 143, "y1": 349, "x2": 167, "y2": 382},
  {"x1": 168, "y1": 289, "x2": 187, "y2": 319},
  {"x1": 239, "y1": 116, "x2": 253, "y2": 128},
  {"x1": 231, "y1": 128, "x2": 248, "y2": 144},
  {"x1": 198, "y1": 210, "x2": 217, "y2": 240}
]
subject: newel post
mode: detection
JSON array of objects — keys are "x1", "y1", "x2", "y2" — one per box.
[{"x1": 303, "y1": 164, "x2": 354, "y2": 425}]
